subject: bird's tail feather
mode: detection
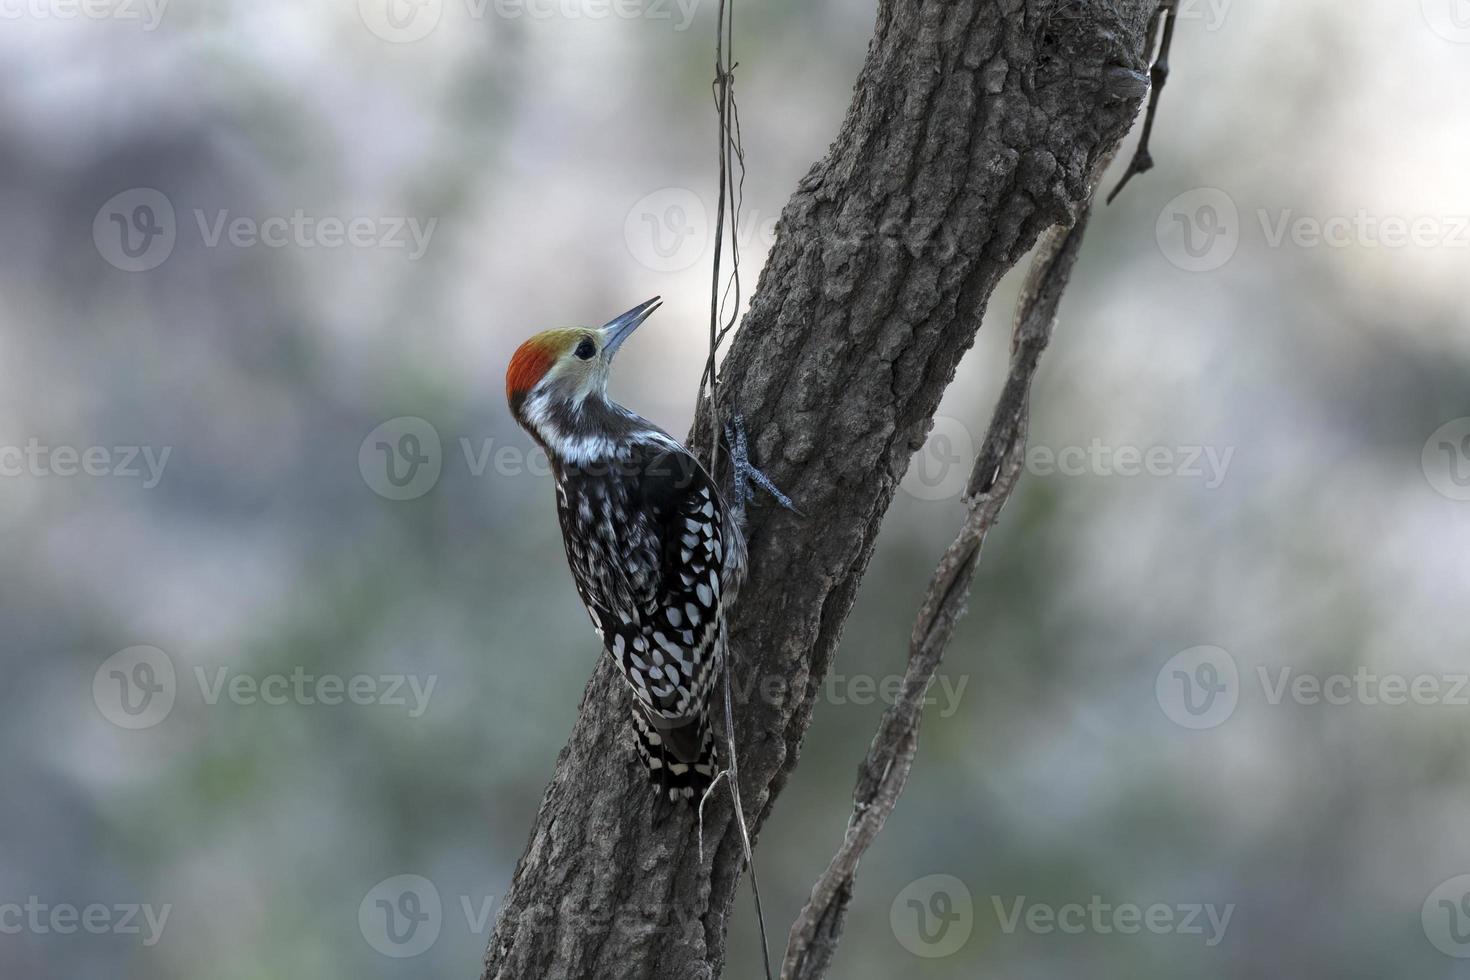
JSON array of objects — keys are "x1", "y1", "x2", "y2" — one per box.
[{"x1": 631, "y1": 705, "x2": 719, "y2": 804}]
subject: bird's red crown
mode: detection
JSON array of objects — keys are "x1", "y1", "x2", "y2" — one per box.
[{"x1": 505, "y1": 330, "x2": 578, "y2": 408}]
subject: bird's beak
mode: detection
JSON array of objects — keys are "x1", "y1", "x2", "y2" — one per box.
[{"x1": 599, "y1": 296, "x2": 662, "y2": 358}]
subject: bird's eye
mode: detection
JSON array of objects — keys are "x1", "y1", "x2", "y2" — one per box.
[{"x1": 574, "y1": 339, "x2": 597, "y2": 360}]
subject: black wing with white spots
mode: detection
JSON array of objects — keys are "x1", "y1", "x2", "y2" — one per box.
[{"x1": 553, "y1": 437, "x2": 733, "y2": 801}]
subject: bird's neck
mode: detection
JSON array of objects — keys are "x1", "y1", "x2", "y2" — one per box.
[{"x1": 521, "y1": 391, "x2": 666, "y2": 468}]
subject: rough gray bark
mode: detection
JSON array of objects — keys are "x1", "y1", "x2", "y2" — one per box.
[{"x1": 483, "y1": 2, "x2": 1156, "y2": 978}]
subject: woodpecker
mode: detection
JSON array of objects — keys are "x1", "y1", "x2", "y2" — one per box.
[{"x1": 506, "y1": 297, "x2": 745, "y2": 803}]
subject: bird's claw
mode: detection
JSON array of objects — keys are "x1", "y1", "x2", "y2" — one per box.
[{"x1": 724, "y1": 412, "x2": 799, "y2": 518}]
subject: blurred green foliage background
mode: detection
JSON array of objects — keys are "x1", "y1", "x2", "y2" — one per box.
[{"x1": 3, "y1": 1, "x2": 1470, "y2": 977}]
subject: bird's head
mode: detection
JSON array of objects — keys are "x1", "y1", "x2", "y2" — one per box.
[{"x1": 506, "y1": 296, "x2": 662, "y2": 439}]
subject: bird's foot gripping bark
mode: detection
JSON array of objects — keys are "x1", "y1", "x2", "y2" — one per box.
[{"x1": 724, "y1": 412, "x2": 798, "y2": 519}]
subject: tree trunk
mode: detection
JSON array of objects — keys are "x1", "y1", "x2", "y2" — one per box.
[{"x1": 483, "y1": 2, "x2": 1157, "y2": 977}]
